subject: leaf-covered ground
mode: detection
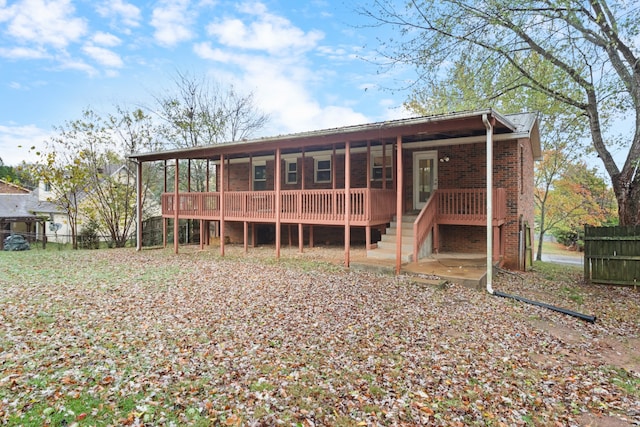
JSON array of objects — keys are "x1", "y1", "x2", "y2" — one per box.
[{"x1": 1, "y1": 246, "x2": 639, "y2": 426}]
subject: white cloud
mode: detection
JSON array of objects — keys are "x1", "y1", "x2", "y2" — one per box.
[
  {"x1": 82, "y1": 45, "x2": 123, "y2": 68},
  {"x1": 194, "y1": 42, "x2": 368, "y2": 135},
  {"x1": 206, "y1": 2, "x2": 323, "y2": 55},
  {"x1": 194, "y1": 2, "x2": 372, "y2": 134},
  {"x1": 91, "y1": 32, "x2": 121, "y2": 47},
  {"x1": 0, "y1": 124, "x2": 51, "y2": 166},
  {"x1": 96, "y1": 0, "x2": 141, "y2": 28},
  {"x1": 0, "y1": 0, "x2": 87, "y2": 49},
  {"x1": 56, "y1": 57, "x2": 97, "y2": 76},
  {"x1": 151, "y1": 0, "x2": 194, "y2": 46},
  {"x1": 0, "y1": 46, "x2": 49, "y2": 59}
]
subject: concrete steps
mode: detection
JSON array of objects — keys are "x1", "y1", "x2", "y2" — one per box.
[{"x1": 366, "y1": 215, "x2": 417, "y2": 262}]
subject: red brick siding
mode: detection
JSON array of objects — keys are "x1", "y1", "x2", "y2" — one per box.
[
  {"x1": 224, "y1": 222, "x2": 370, "y2": 245},
  {"x1": 219, "y1": 138, "x2": 536, "y2": 270}
]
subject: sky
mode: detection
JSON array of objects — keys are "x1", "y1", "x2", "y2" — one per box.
[{"x1": 0, "y1": 0, "x2": 414, "y2": 166}]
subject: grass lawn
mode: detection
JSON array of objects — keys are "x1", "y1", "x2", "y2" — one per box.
[
  {"x1": 534, "y1": 239, "x2": 583, "y2": 257},
  {"x1": 1, "y1": 247, "x2": 639, "y2": 426}
]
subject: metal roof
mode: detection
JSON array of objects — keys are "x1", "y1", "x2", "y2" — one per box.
[{"x1": 129, "y1": 108, "x2": 538, "y2": 163}]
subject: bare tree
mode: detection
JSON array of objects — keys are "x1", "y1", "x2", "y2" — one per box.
[{"x1": 152, "y1": 71, "x2": 269, "y2": 192}]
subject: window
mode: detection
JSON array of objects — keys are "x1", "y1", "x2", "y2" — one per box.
[
  {"x1": 253, "y1": 163, "x2": 266, "y2": 191},
  {"x1": 285, "y1": 159, "x2": 297, "y2": 184},
  {"x1": 371, "y1": 153, "x2": 392, "y2": 181},
  {"x1": 44, "y1": 182, "x2": 51, "y2": 192},
  {"x1": 314, "y1": 157, "x2": 331, "y2": 183}
]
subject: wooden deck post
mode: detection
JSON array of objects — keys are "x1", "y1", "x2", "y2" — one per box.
[
  {"x1": 135, "y1": 160, "x2": 143, "y2": 251},
  {"x1": 206, "y1": 159, "x2": 210, "y2": 192},
  {"x1": 174, "y1": 158, "x2": 179, "y2": 254},
  {"x1": 220, "y1": 154, "x2": 225, "y2": 257},
  {"x1": 200, "y1": 219, "x2": 204, "y2": 250},
  {"x1": 366, "y1": 140, "x2": 371, "y2": 250},
  {"x1": 395, "y1": 136, "x2": 403, "y2": 274},
  {"x1": 275, "y1": 147, "x2": 282, "y2": 258},
  {"x1": 163, "y1": 218, "x2": 167, "y2": 248},
  {"x1": 382, "y1": 141, "x2": 387, "y2": 190},
  {"x1": 187, "y1": 159, "x2": 191, "y2": 192},
  {"x1": 298, "y1": 223, "x2": 303, "y2": 253},
  {"x1": 244, "y1": 221, "x2": 248, "y2": 253},
  {"x1": 345, "y1": 140, "x2": 351, "y2": 267}
]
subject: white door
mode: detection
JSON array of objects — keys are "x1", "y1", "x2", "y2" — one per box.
[{"x1": 413, "y1": 151, "x2": 438, "y2": 210}]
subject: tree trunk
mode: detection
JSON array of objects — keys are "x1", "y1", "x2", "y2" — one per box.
[
  {"x1": 536, "y1": 209, "x2": 545, "y2": 261},
  {"x1": 614, "y1": 175, "x2": 640, "y2": 226}
]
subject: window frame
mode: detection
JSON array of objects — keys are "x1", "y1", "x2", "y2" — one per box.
[
  {"x1": 285, "y1": 159, "x2": 298, "y2": 185},
  {"x1": 253, "y1": 161, "x2": 267, "y2": 191},
  {"x1": 314, "y1": 156, "x2": 332, "y2": 184},
  {"x1": 371, "y1": 151, "x2": 393, "y2": 181}
]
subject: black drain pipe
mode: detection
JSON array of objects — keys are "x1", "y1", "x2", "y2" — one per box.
[{"x1": 493, "y1": 290, "x2": 596, "y2": 323}]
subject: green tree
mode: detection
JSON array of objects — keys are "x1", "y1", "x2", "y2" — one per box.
[
  {"x1": 362, "y1": 0, "x2": 640, "y2": 225},
  {"x1": 538, "y1": 161, "x2": 615, "y2": 251},
  {"x1": 32, "y1": 107, "x2": 160, "y2": 248},
  {"x1": 31, "y1": 148, "x2": 90, "y2": 249},
  {"x1": 0, "y1": 158, "x2": 19, "y2": 182},
  {"x1": 67, "y1": 107, "x2": 160, "y2": 248}
]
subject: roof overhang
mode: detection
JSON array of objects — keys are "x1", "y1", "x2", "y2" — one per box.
[{"x1": 129, "y1": 109, "x2": 530, "y2": 163}]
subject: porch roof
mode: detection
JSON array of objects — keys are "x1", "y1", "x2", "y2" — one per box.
[
  {"x1": 0, "y1": 193, "x2": 58, "y2": 222},
  {"x1": 130, "y1": 109, "x2": 539, "y2": 162}
]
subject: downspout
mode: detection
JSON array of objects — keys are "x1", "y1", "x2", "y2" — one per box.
[{"x1": 482, "y1": 113, "x2": 494, "y2": 294}]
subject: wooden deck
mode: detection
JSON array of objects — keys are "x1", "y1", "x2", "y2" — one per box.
[
  {"x1": 161, "y1": 188, "x2": 397, "y2": 226},
  {"x1": 161, "y1": 188, "x2": 506, "y2": 229}
]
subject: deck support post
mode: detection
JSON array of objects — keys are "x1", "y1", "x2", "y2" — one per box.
[
  {"x1": 395, "y1": 136, "x2": 403, "y2": 274},
  {"x1": 220, "y1": 154, "x2": 225, "y2": 257},
  {"x1": 366, "y1": 226, "x2": 371, "y2": 250},
  {"x1": 275, "y1": 147, "x2": 281, "y2": 259},
  {"x1": 135, "y1": 160, "x2": 143, "y2": 251},
  {"x1": 244, "y1": 221, "x2": 248, "y2": 253},
  {"x1": 200, "y1": 219, "x2": 204, "y2": 250},
  {"x1": 174, "y1": 158, "x2": 179, "y2": 254},
  {"x1": 163, "y1": 218, "x2": 167, "y2": 248},
  {"x1": 298, "y1": 223, "x2": 303, "y2": 253},
  {"x1": 309, "y1": 226, "x2": 314, "y2": 248},
  {"x1": 344, "y1": 141, "x2": 351, "y2": 267}
]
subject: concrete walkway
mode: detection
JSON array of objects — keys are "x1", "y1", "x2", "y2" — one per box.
[{"x1": 351, "y1": 253, "x2": 488, "y2": 289}]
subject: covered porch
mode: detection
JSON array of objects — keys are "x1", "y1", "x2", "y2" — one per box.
[{"x1": 132, "y1": 109, "x2": 528, "y2": 278}]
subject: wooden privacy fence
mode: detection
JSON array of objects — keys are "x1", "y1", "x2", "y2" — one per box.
[{"x1": 584, "y1": 225, "x2": 640, "y2": 286}]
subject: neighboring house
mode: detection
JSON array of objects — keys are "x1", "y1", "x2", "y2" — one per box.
[
  {"x1": 0, "y1": 180, "x2": 62, "y2": 249},
  {"x1": 129, "y1": 109, "x2": 540, "y2": 271}
]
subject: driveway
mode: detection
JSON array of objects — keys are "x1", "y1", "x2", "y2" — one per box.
[{"x1": 540, "y1": 252, "x2": 584, "y2": 266}]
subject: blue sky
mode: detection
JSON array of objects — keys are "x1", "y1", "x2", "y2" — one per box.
[{"x1": 0, "y1": 0, "x2": 413, "y2": 166}]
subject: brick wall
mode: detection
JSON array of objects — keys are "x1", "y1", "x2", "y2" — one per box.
[
  {"x1": 219, "y1": 139, "x2": 536, "y2": 270},
  {"x1": 224, "y1": 222, "x2": 372, "y2": 246}
]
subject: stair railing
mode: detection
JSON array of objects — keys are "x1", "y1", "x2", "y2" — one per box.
[{"x1": 413, "y1": 193, "x2": 438, "y2": 262}]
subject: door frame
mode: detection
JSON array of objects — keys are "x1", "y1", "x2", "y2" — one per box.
[{"x1": 413, "y1": 150, "x2": 438, "y2": 210}]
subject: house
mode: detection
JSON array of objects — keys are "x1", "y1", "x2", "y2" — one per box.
[
  {"x1": 0, "y1": 179, "x2": 61, "y2": 249},
  {"x1": 129, "y1": 109, "x2": 540, "y2": 274}
]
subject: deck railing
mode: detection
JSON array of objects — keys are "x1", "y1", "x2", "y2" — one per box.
[
  {"x1": 413, "y1": 194, "x2": 438, "y2": 262},
  {"x1": 412, "y1": 188, "x2": 507, "y2": 261},
  {"x1": 436, "y1": 188, "x2": 506, "y2": 225},
  {"x1": 162, "y1": 189, "x2": 396, "y2": 225}
]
